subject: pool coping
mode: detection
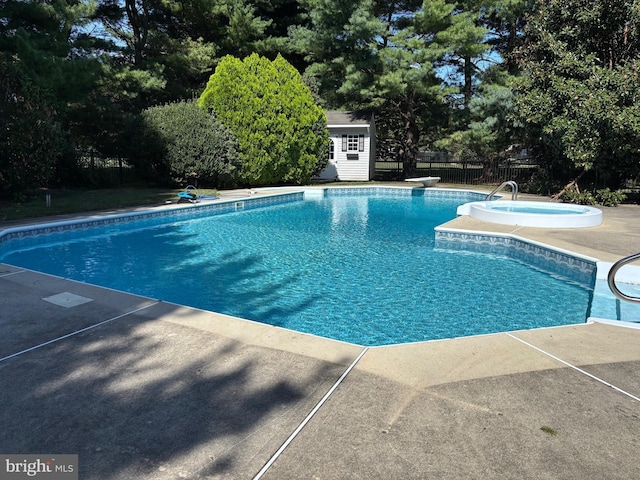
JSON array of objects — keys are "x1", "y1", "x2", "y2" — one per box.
[{"x1": 0, "y1": 190, "x2": 304, "y2": 247}]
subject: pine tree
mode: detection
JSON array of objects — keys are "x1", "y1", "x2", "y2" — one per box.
[
  {"x1": 0, "y1": 0, "x2": 99, "y2": 193},
  {"x1": 291, "y1": 0, "x2": 490, "y2": 176}
]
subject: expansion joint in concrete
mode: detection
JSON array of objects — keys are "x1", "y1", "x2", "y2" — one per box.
[
  {"x1": 506, "y1": 333, "x2": 640, "y2": 403},
  {"x1": 253, "y1": 347, "x2": 370, "y2": 480},
  {"x1": 0, "y1": 302, "x2": 159, "y2": 363}
]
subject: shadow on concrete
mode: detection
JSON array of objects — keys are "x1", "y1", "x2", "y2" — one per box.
[{"x1": 0, "y1": 300, "x2": 349, "y2": 479}]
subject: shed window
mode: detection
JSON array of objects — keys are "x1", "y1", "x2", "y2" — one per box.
[
  {"x1": 342, "y1": 134, "x2": 365, "y2": 152},
  {"x1": 328, "y1": 140, "x2": 335, "y2": 160}
]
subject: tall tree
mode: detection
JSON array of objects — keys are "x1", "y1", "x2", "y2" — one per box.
[
  {"x1": 437, "y1": 1, "x2": 490, "y2": 110},
  {"x1": 93, "y1": 0, "x2": 175, "y2": 103},
  {"x1": 0, "y1": 0, "x2": 101, "y2": 192},
  {"x1": 93, "y1": 0, "x2": 306, "y2": 102},
  {"x1": 79, "y1": 0, "x2": 311, "y2": 173},
  {"x1": 432, "y1": 0, "x2": 530, "y2": 181},
  {"x1": 0, "y1": 59, "x2": 66, "y2": 194},
  {"x1": 515, "y1": 0, "x2": 640, "y2": 188},
  {"x1": 290, "y1": 0, "x2": 381, "y2": 108},
  {"x1": 436, "y1": 67, "x2": 521, "y2": 179},
  {"x1": 292, "y1": 0, "x2": 488, "y2": 176},
  {"x1": 480, "y1": 0, "x2": 531, "y2": 75},
  {"x1": 253, "y1": 0, "x2": 309, "y2": 69},
  {"x1": 0, "y1": 0, "x2": 100, "y2": 110}
]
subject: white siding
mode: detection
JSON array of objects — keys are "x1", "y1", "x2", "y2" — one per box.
[
  {"x1": 317, "y1": 129, "x2": 373, "y2": 181},
  {"x1": 335, "y1": 129, "x2": 370, "y2": 181},
  {"x1": 316, "y1": 111, "x2": 376, "y2": 182}
]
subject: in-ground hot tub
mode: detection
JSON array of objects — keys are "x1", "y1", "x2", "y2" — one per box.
[{"x1": 456, "y1": 200, "x2": 603, "y2": 228}]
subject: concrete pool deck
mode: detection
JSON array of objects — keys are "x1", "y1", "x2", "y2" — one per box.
[{"x1": 1, "y1": 186, "x2": 639, "y2": 479}]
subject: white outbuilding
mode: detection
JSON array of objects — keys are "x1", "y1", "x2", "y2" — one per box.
[{"x1": 315, "y1": 111, "x2": 376, "y2": 181}]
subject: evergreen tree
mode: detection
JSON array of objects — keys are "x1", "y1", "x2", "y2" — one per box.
[
  {"x1": 437, "y1": 0, "x2": 490, "y2": 110},
  {"x1": 480, "y1": 0, "x2": 531, "y2": 75},
  {"x1": 0, "y1": 0, "x2": 100, "y2": 107},
  {"x1": 0, "y1": 0, "x2": 100, "y2": 193},
  {"x1": 0, "y1": 59, "x2": 65, "y2": 194},
  {"x1": 292, "y1": 0, "x2": 489, "y2": 176},
  {"x1": 198, "y1": 54, "x2": 329, "y2": 186},
  {"x1": 436, "y1": 67, "x2": 520, "y2": 180},
  {"x1": 432, "y1": 0, "x2": 530, "y2": 182},
  {"x1": 92, "y1": 0, "x2": 305, "y2": 103}
]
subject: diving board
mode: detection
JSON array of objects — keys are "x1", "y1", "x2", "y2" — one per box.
[{"x1": 405, "y1": 177, "x2": 441, "y2": 187}]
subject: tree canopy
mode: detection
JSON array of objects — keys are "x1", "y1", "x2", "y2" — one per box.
[
  {"x1": 290, "y1": 0, "x2": 490, "y2": 175},
  {"x1": 1, "y1": 0, "x2": 639, "y2": 196},
  {"x1": 514, "y1": 0, "x2": 640, "y2": 188}
]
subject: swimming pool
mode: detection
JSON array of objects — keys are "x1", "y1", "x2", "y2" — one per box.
[{"x1": 0, "y1": 188, "x2": 596, "y2": 346}]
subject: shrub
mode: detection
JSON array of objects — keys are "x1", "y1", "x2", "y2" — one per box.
[
  {"x1": 595, "y1": 188, "x2": 627, "y2": 207},
  {"x1": 198, "y1": 53, "x2": 329, "y2": 186},
  {"x1": 134, "y1": 100, "x2": 240, "y2": 187},
  {"x1": 562, "y1": 186, "x2": 627, "y2": 206}
]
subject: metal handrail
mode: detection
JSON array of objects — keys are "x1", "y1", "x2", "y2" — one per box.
[
  {"x1": 607, "y1": 252, "x2": 640, "y2": 304},
  {"x1": 486, "y1": 181, "x2": 518, "y2": 201}
]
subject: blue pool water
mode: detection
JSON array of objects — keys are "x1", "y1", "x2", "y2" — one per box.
[
  {"x1": 489, "y1": 204, "x2": 588, "y2": 215},
  {"x1": 0, "y1": 192, "x2": 594, "y2": 346}
]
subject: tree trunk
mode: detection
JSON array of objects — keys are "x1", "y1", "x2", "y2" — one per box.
[
  {"x1": 125, "y1": 0, "x2": 149, "y2": 67},
  {"x1": 463, "y1": 54, "x2": 473, "y2": 108},
  {"x1": 401, "y1": 97, "x2": 420, "y2": 178},
  {"x1": 480, "y1": 154, "x2": 499, "y2": 183},
  {"x1": 552, "y1": 169, "x2": 587, "y2": 200}
]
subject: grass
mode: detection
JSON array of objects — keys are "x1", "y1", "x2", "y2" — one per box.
[{"x1": 0, "y1": 187, "x2": 218, "y2": 223}]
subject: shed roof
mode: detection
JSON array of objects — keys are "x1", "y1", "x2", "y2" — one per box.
[{"x1": 326, "y1": 110, "x2": 373, "y2": 127}]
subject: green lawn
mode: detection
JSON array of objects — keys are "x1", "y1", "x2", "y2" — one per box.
[{"x1": 0, "y1": 188, "x2": 214, "y2": 222}]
